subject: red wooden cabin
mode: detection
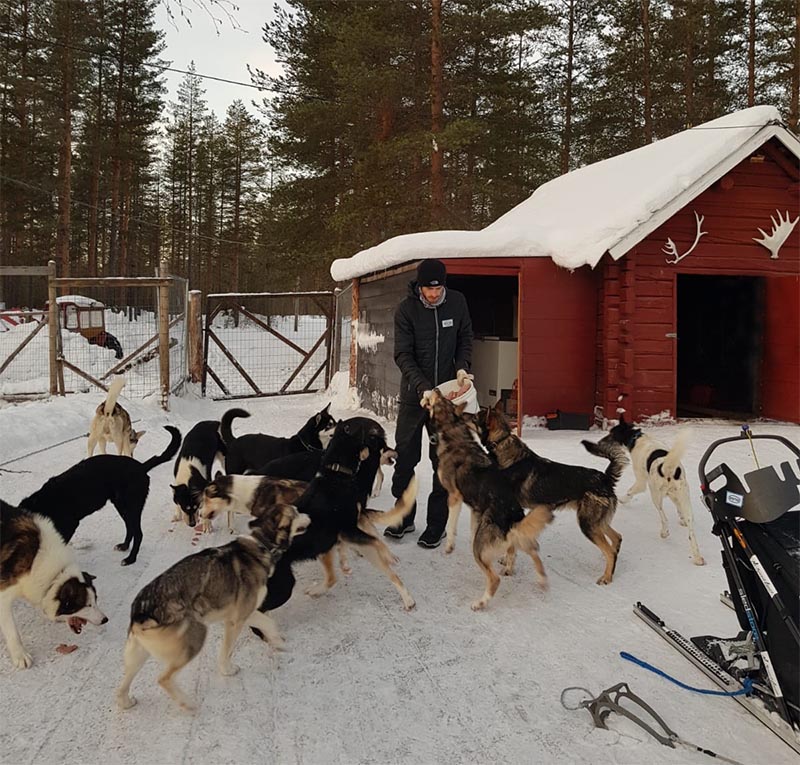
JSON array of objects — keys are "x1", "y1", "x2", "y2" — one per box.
[{"x1": 332, "y1": 107, "x2": 800, "y2": 425}]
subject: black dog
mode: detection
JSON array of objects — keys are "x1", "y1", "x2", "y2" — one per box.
[
  {"x1": 171, "y1": 420, "x2": 227, "y2": 528},
  {"x1": 19, "y1": 426, "x2": 181, "y2": 566},
  {"x1": 221, "y1": 404, "x2": 337, "y2": 475},
  {"x1": 254, "y1": 418, "x2": 416, "y2": 621},
  {"x1": 254, "y1": 416, "x2": 397, "y2": 496}
]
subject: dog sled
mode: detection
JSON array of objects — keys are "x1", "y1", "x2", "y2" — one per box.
[{"x1": 635, "y1": 432, "x2": 800, "y2": 756}]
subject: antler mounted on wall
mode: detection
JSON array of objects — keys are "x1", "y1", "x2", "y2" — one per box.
[
  {"x1": 663, "y1": 211, "x2": 708, "y2": 265},
  {"x1": 753, "y1": 210, "x2": 799, "y2": 259}
]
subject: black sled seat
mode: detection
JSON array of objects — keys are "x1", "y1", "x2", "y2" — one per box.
[{"x1": 699, "y1": 434, "x2": 800, "y2": 726}]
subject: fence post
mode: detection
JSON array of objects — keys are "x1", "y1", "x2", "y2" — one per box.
[
  {"x1": 47, "y1": 260, "x2": 59, "y2": 395},
  {"x1": 188, "y1": 289, "x2": 203, "y2": 383},
  {"x1": 349, "y1": 278, "x2": 359, "y2": 388},
  {"x1": 158, "y1": 261, "x2": 170, "y2": 410}
]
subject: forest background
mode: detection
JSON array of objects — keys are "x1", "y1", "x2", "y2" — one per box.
[{"x1": 0, "y1": 0, "x2": 797, "y2": 304}]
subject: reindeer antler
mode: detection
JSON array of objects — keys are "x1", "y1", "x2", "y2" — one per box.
[
  {"x1": 663, "y1": 211, "x2": 708, "y2": 264},
  {"x1": 753, "y1": 210, "x2": 799, "y2": 259}
]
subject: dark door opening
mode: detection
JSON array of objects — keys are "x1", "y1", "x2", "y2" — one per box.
[{"x1": 677, "y1": 275, "x2": 764, "y2": 418}]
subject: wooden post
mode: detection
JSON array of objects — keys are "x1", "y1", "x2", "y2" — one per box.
[
  {"x1": 158, "y1": 261, "x2": 170, "y2": 410},
  {"x1": 349, "y1": 278, "x2": 359, "y2": 388},
  {"x1": 294, "y1": 275, "x2": 300, "y2": 332},
  {"x1": 47, "y1": 260, "x2": 59, "y2": 395},
  {"x1": 187, "y1": 289, "x2": 203, "y2": 383}
]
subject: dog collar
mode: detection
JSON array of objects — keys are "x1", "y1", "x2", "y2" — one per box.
[
  {"x1": 323, "y1": 462, "x2": 356, "y2": 476},
  {"x1": 487, "y1": 433, "x2": 514, "y2": 452},
  {"x1": 298, "y1": 435, "x2": 322, "y2": 453}
]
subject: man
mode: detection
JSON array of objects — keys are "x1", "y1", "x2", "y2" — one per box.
[{"x1": 385, "y1": 258, "x2": 473, "y2": 548}]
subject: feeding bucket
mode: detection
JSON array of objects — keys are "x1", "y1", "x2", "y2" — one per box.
[{"x1": 436, "y1": 378, "x2": 479, "y2": 414}]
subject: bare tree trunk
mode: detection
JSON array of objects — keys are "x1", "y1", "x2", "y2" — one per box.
[
  {"x1": 791, "y1": 0, "x2": 800, "y2": 131},
  {"x1": 108, "y1": 0, "x2": 128, "y2": 275},
  {"x1": 641, "y1": 0, "x2": 653, "y2": 143},
  {"x1": 232, "y1": 144, "x2": 241, "y2": 291},
  {"x1": 748, "y1": 0, "x2": 756, "y2": 107},
  {"x1": 55, "y1": 3, "x2": 74, "y2": 278},
  {"x1": 682, "y1": 3, "x2": 694, "y2": 125},
  {"x1": 87, "y1": 46, "x2": 104, "y2": 276},
  {"x1": 561, "y1": 0, "x2": 575, "y2": 174},
  {"x1": 119, "y1": 158, "x2": 132, "y2": 276},
  {"x1": 430, "y1": 0, "x2": 444, "y2": 228}
]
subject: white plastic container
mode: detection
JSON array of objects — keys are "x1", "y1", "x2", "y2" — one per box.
[{"x1": 436, "y1": 378, "x2": 479, "y2": 414}]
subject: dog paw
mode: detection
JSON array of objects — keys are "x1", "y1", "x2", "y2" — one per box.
[
  {"x1": 114, "y1": 542, "x2": 130, "y2": 551},
  {"x1": 179, "y1": 700, "x2": 197, "y2": 713},
  {"x1": 596, "y1": 576, "x2": 611, "y2": 586},
  {"x1": 117, "y1": 693, "x2": 137, "y2": 710},
  {"x1": 12, "y1": 651, "x2": 33, "y2": 669},
  {"x1": 679, "y1": 517, "x2": 688, "y2": 527},
  {"x1": 693, "y1": 556, "x2": 706, "y2": 566},
  {"x1": 403, "y1": 599, "x2": 416, "y2": 611},
  {"x1": 660, "y1": 529, "x2": 670, "y2": 539},
  {"x1": 444, "y1": 541, "x2": 455, "y2": 554},
  {"x1": 619, "y1": 494, "x2": 633, "y2": 505},
  {"x1": 121, "y1": 556, "x2": 136, "y2": 566},
  {"x1": 340, "y1": 564, "x2": 353, "y2": 575},
  {"x1": 537, "y1": 576, "x2": 549, "y2": 592},
  {"x1": 470, "y1": 599, "x2": 488, "y2": 611},
  {"x1": 305, "y1": 583, "x2": 330, "y2": 597},
  {"x1": 219, "y1": 662, "x2": 240, "y2": 677}
]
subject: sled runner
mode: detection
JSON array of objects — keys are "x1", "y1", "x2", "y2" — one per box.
[{"x1": 636, "y1": 432, "x2": 800, "y2": 756}]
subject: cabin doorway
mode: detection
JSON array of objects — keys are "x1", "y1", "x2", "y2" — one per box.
[{"x1": 677, "y1": 274, "x2": 764, "y2": 418}]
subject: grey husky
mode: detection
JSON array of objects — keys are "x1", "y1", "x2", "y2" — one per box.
[{"x1": 116, "y1": 503, "x2": 310, "y2": 712}]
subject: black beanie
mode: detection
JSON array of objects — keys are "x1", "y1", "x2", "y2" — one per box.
[{"x1": 417, "y1": 258, "x2": 447, "y2": 287}]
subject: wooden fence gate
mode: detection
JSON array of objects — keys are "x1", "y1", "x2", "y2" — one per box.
[{"x1": 202, "y1": 291, "x2": 335, "y2": 399}]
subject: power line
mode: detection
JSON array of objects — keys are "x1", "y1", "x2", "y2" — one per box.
[{"x1": 0, "y1": 30, "x2": 329, "y2": 102}]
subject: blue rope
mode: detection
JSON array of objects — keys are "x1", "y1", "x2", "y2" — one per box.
[{"x1": 620, "y1": 652, "x2": 754, "y2": 697}]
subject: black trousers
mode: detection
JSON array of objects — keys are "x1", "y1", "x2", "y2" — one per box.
[{"x1": 391, "y1": 402, "x2": 448, "y2": 530}]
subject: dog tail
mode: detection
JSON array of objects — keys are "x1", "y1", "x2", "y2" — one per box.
[
  {"x1": 104, "y1": 376, "x2": 126, "y2": 416},
  {"x1": 361, "y1": 475, "x2": 417, "y2": 527},
  {"x1": 141, "y1": 426, "x2": 182, "y2": 472},
  {"x1": 220, "y1": 408, "x2": 250, "y2": 445},
  {"x1": 661, "y1": 428, "x2": 691, "y2": 480},
  {"x1": 582, "y1": 439, "x2": 628, "y2": 488}
]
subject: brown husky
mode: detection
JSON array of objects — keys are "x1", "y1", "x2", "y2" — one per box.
[
  {"x1": 475, "y1": 404, "x2": 628, "y2": 585},
  {"x1": 422, "y1": 390, "x2": 552, "y2": 610}
]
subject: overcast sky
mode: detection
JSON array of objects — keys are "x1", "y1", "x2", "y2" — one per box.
[{"x1": 155, "y1": 1, "x2": 285, "y2": 118}]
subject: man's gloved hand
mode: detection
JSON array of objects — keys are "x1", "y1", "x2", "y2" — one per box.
[
  {"x1": 420, "y1": 390, "x2": 434, "y2": 408},
  {"x1": 456, "y1": 369, "x2": 474, "y2": 386}
]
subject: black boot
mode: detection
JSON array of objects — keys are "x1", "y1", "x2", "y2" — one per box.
[
  {"x1": 384, "y1": 502, "x2": 416, "y2": 539},
  {"x1": 417, "y1": 525, "x2": 446, "y2": 548}
]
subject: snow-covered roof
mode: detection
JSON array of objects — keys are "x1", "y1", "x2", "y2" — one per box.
[
  {"x1": 330, "y1": 106, "x2": 799, "y2": 281},
  {"x1": 55, "y1": 294, "x2": 105, "y2": 307}
]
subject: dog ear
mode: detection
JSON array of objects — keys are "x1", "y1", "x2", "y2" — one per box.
[
  {"x1": 82, "y1": 571, "x2": 96, "y2": 584},
  {"x1": 619, "y1": 414, "x2": 627, "y2": 424},
  {"x1": 214, "y1": 470, "x2": 223, "y2": 480},
  {"x1": 493, "y1": 399, "x2": 504, "y2": 413},
  {"x1": 455, "y1": 402, "x2": 467, "y2": 417},
  {"x1": 170, "y1": 484, "x2": 178, "y2": 491}
]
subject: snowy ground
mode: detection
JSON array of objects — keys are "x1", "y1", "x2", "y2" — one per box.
[{"x1": 1, "y1": 386, "x2": 798, "y2": 765}]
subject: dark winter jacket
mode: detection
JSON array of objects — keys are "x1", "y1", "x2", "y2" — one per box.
[{"x1": 394, "y1": 281, "x2": 473, "y2": 405}]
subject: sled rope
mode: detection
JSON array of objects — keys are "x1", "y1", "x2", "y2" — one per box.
[{"x1": 620, "y1": 651, "x2": 754, "y2": 696}]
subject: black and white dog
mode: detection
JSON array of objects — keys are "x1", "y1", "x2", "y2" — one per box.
[
  {"x1": 601, "y1": 415, "x2": 705, "y2": 565},
  {"x1": 171, "y1": 420, "x2": 227, "y2": 529},
  {"x1": 19, "y1": 426, "x2": 182, "y2": 566},
  {"x1": 1, "y1": 500, "x2": 108, "y2": 669},
  {"x1": 220, "y1": 404, "x2": 337, "y2": 475}
]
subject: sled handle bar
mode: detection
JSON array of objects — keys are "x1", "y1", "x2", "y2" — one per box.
[{"x1": 698, "y1": 434, "x2": 800, "y2": 486}]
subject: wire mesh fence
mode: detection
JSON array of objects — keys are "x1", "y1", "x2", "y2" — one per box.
[
  {"x1": 331, "y1": 284, "x2": 352, "y2": 379},
  {"x1": 55, "y1": 278, "x2": 188, "y2": 397},
  {"x1": 0, "y1": 271, "x2": 187, "y2": 399},
  {"x1": 203, "y1": 291, "x2": 335, "y2": 399}
]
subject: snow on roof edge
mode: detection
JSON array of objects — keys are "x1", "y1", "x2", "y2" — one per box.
[{"x1": 330, "y1": 107, "x2": 793, "y2": 282}]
